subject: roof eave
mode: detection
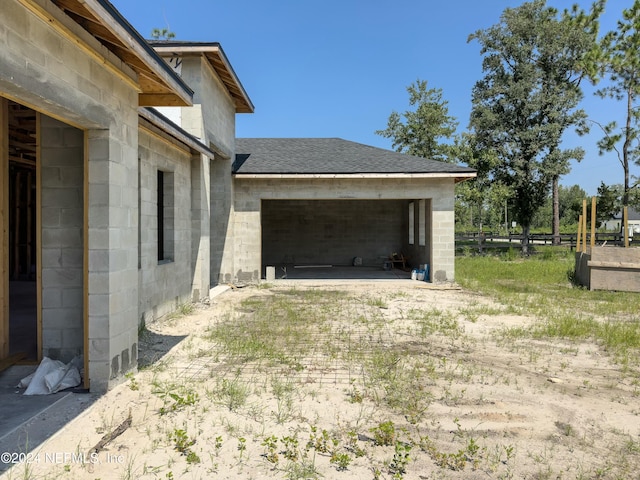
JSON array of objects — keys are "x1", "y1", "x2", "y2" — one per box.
[
  {"x1": 33, "y1": 0, "x2": 194, "y2": 106},
  {"x1": 139, "y1": 108, "x2": 216, "y2": 158},
  {"x1": 151, "y1": 43, "x2": 254, "y2": 113},
  {"x1": 233, "y1": 172, "x2": 477, "y2": 180},
  {"x1": 91, "y1": 0, "x2": 193, "y2": 106}
]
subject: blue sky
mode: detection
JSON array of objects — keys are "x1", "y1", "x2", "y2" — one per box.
[{"x1": 112, "y1": 0, "x2": 636, "y2": 195}]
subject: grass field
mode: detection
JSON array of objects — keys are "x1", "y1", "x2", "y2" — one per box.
[{"x1": 457, "y1": 249, "x2": 640, "y2": 370}]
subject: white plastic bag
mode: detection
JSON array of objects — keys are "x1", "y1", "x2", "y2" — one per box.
[{"x1": 22, "y1": 356, "x2": 81, "y2": 395}]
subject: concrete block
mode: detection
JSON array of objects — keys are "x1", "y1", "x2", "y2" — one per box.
[
  {"x1": 89, "y1": 361, "x2": 110, "y2": 393},
  {"x1": 265, "y1": 266, "x2": 275, "y2": 281},
  {"x1": 42, "y1": 267, "x2": 83, "y2": 287},
  {"x1": 88, "y1": 293, "x2": 109, "y2": 317},
  {"x1": 41, "y1": 288, "x2": 62, "y2": 309}
]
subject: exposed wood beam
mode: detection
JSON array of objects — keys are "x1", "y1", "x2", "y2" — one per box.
[
  {"x1": 78, "y1": 0, "x2": 192, "y2": 105},
  {"x1": 9, "y1": 156, "x2": 37, "y2": 167},
  {"x1": 0, "y1": 98, "x2": 8, "y2": 359},
  {"x1": 8, "y1": 140, "x2": 36, "y2": 152},
  {"x1": 139, "y1": 94, "x2": 191, "y2": 107}
]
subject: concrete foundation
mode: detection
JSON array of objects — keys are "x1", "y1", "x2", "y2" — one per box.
[{"x1": 575, "y1": 246, "x2": 640, "y2": 292}]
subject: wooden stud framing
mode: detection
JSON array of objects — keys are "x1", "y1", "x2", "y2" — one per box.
[
  {"x1": 0, "y1": 98, "x2": 8, "y2": 359},
  {"x1": 83, "y1": 131, "x2": 89, "y2": 390},
  {"x1": 26, "y1": 171, "x2": 32, "y2": 279},
  {"x1": 14, "y1": 171, "x2": 21, "y2": 278},
  {"x1": 35, "y1": 112, "x2": 42, "y2": 362}
]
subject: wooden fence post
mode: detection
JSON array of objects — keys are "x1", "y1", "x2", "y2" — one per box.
[
  {"x1": 590, "y1": 196, "x2": 596, "y2": 249},
  {"x1": 577, "y1": 214, "x2": 582, "y2": 252}
]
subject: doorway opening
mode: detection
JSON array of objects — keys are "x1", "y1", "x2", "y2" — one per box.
[{"x1": 6, "y1": 100, "x2": 38, "y2": 362}]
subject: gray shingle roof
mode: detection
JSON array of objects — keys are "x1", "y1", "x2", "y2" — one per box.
[
  {"x1": 233, "y1": 138, "x2": 476, "y2": 176},
  {"x1": 613, "y1": 207, "x2": 640, "y2": 221}
]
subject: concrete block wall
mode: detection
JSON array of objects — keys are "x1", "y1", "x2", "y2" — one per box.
[
  {"x1": 191, "y1": 56, "x2": 238, "y2": 286},
  {"x1": 210, "y1": 157, "x2": 236, "y2": 284},
  {"x1": 156, "y1": 55, "x2": 237, "y2": 287},
  {"x1": 87, "y1": 120, "x2": 140, "y2": 392},
  {"x1": 170, "y1": 56, "x2": 237, "y2": 158},
  {"x1": 404, "y1": 198, "x2": 433, "y2": 277},
  {"x1": 40, "y1": 115, "x2": 84, "y2": 363},
  {"x1": 431, "y1": 183, "x2": 455, "y2": 282},
  {"x1": 262, "y1": 200, "x2": 405, "y2": 267},
  {"x1": 233, "y1": 177, "x2": 457, "y2": 282},
  {"x1": 138, "y1": 130, "x2": 193, "y2": 323},
  {"x1": 1, "y1": 0, "x2": 143, "y2": 391},
  {"x1": 190, "y1": 153, "x2": 211, "y2": 301}
]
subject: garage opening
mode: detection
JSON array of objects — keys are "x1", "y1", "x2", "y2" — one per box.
[{"x1": 261, "y1": 199, "x2": 413, "y2": 280}]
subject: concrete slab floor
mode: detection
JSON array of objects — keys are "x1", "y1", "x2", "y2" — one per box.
[
  {"x1": 0, "y1": 365, "x2": 97, "y2": 474},
  {"x1": 270, "y1": 265, "x2": 414, "y2": 280}
]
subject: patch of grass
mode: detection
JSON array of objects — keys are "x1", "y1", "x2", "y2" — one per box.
[
  {"x1": 284, "y1": 451, "x2": 321, "y2": 480},
  {"x1": 366, "y1": 297, "x2": 388, "y2": 309},
  {"x1": 457, "y1": 255, "x2": 640, "y2": 365},
  {"x1": 408, "y1": 308, "x2": 463, "y2": 339},
  {"x1": 209, "y1": 376, "x2": 250, "y2": 412},
  {"x1": 204, "y1": 290, "x2": 349, "y2": 370}
]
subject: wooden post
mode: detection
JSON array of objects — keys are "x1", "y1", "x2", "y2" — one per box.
[
  {"x1": 36, "y1": 112, "x2": 42, "y2": 362},
  {"x1": 0, "y1": 98, "x2": 8, "y2": 359},
  {"x1": 590, "y1": 196, "x2": 596, "y2": 249},
  {"x1": 83, "y1": 130, "x2": 89, "y2": 389},
  {"x1": 14, "y1": 171, "x2": 21, "y2": 278},
  {"x1": 577, "y1": 214, "x2": 583, "y2": 252},
  {"x1": 582, "y1": 199, "x2": 588, "y2": 253},
  {"x1": 26, "y1": 171, "x2": 32, "y2": 280},
  {"x1": 624, "y1": 206, "x2": 629, "y2": 248}
]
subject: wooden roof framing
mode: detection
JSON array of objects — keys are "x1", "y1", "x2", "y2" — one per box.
[
  {"x1": 151, "y1": 42, "x2": 255, "y2": 114},
  {"x1": 8, "y1": 102, "x2": 37, "y2": 167},
  {"x1": 23, "y1": 0, "x2": 194, "y2": 107}
]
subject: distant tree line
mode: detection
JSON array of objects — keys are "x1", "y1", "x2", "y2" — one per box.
[{"x1": 456, "y1": 182, "x2": 640, "y2": 233}]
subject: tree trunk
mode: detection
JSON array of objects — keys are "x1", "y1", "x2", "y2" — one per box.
[
  {"x1": 521, "y1": 224, "x2": 530, "y2": 255},
  {"x1": 622, "y1": 85, "x2": 632, "y2": 208},
  {"x1": 552, "y1": 175, "x2": 560, "y2": 245}
]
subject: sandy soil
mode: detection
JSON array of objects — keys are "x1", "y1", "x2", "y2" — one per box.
[{"x1": 3, "y1": 281, "x2": 640, "y2": 480}]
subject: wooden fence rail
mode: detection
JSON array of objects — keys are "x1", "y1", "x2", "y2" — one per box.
[{"x1": 455, "y1": 231, "x2": 634, "y2": 248}]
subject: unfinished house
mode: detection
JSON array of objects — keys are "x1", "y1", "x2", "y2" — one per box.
[
  {"x1": 1, "y1": 0, "x2": 474, "y2": 392},
  {"x1": 0, "y1": 0, "x2": 248, "y2": 392}
]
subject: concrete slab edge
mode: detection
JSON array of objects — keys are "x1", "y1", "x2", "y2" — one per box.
[{"x1": 209, "y1": 284, "x2": 231, "y2": 299}]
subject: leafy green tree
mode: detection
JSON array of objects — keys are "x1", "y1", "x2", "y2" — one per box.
[
  {"x1": 560, "y1": 184, "x2": 589, "y2": 227},
  {"x1": 151, "y1": 28, "x2": 176, "y2": 40},
  {"x1": 376, "y1": 80, "x2": 458, "y2": 163},
  {"x1": 596, "y1": 182, "x2": 622, "y2": 226},
  {"x1": 532, "y1": 184, "x2": 587, "y2": 229},
  {"x1": 594, "y1": 0, "x2": 640, "y2": 208},
  {"x1": 468, "y1": 0, "x2": 603, "y2": 253},
  {"x1": 453, "y1": 132, "x2": 512, "y2": 232}
]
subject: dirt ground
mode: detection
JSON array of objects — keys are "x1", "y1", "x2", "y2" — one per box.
[{"x1": 3, "y1": 281, "x2": 640, "y2": 480}]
